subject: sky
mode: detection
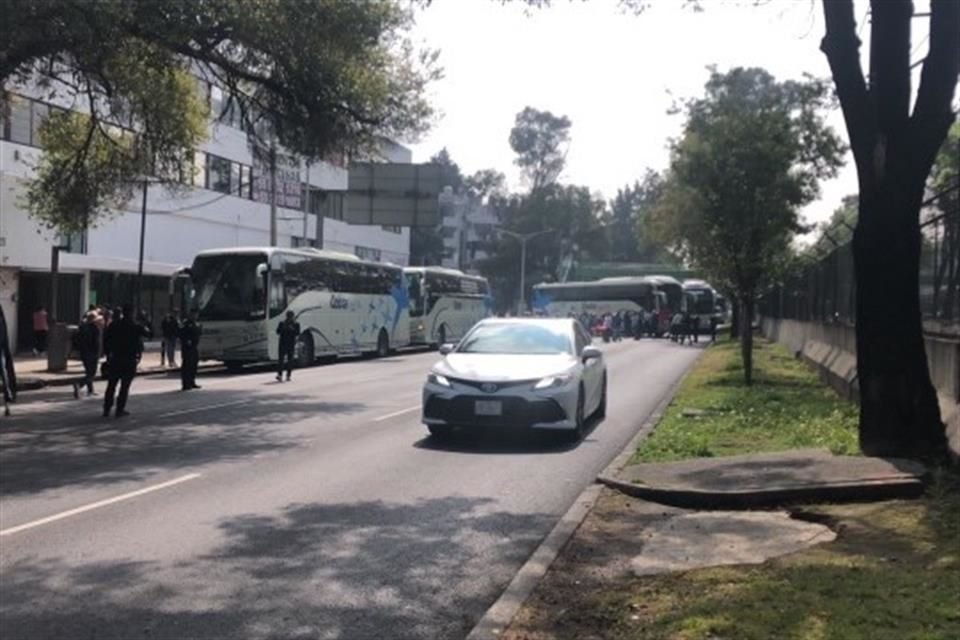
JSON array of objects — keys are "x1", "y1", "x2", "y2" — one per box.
[{"x1": 407, "y1": 0, "x2": 930, "y2": 235}]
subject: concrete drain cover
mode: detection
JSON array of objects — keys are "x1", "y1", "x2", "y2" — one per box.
[{"x1": 631, "y1": 511, "x2": 836, "y2": 576}]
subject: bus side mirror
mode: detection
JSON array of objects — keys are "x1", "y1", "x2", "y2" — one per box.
[
  {"x1": 439, "y1": 343, "x2": 455, "y2": 355},
  {"x1": 256, "y1": 263, "x2": 269, "y2": 278}
]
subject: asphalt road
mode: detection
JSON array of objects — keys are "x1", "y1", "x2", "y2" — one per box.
[{"x1": 0, "y1": 338, "x2": 702, "y2": 640}]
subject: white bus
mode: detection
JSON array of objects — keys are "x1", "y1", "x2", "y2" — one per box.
[
  {"x1": 682, "y1": 279, "x2": 719, "y2": 333},
  {"x1": 531, "y1": 277, "x2": 670, "y2": 334},
  {"x1": 404, "y1": 267, "x2": 491, "y2": 346},
  {"x1": 182, "y1": 247, "x2": 410, "y2": 368}
]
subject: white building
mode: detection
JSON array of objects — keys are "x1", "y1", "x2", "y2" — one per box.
[
  {"x1": 0, "y1": 82, "x2": 411, "y2": 351},
  {"x1": 438, "y1": 188, "x2": 499, "y2": 273}
]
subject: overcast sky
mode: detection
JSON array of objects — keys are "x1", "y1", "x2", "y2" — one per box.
[{"x1": 407, "y1": 0, "x2": 931, "y2": 234}]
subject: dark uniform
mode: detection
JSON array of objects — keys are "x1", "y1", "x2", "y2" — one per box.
[
  {"x1": 179, "y1": 315, "x2": 202, "y2": 390},
  {"x1": 102, "y1": 306, "x2": 151, "y2": 417},
  {"x1": 77, "y1": 316, "x2": 101, "y2": 395},
  {"x1": 276, "y1": 313, "x2": 300, "y2": 381}
]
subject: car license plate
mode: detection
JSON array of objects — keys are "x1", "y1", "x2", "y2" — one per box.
[{"x1": 475, "y1": 400, "x2": 502, "y2": 416}]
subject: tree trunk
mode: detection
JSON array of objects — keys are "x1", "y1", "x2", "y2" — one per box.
[
  {"x1": 854, "y1": 187, "x2": 945, "y2": 456},
  {"x1": 740, "y1": 296, "x2": 754, "y2": 386},
  {"x1": 729, "y1": 294, "x2": 740, "y2": 339}
]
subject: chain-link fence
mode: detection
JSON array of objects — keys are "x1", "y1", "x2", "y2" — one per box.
[{"x1": 761, "y1": 187, "x2": 959, "y2": 327}]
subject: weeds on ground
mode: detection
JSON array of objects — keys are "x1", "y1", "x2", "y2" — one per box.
[{"x1": 632, "y1": 337, "x2": 859, "y2": 463}]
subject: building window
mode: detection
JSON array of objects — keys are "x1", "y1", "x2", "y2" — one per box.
[
  {"x1": 291, "y1": 237, "x2": 317, "y2": 248},
  {"x1": 355, "y1": 246, "x2": 381, "y2": 262},
  {"x1": 239, "y1": 165, "x2": 251, "y2": 198},
  {"x1": 208, "y1": 154, "x2": 232, "y2": 193},
  {"x1": 30, "y1": 102, "x2": 48, "y2": 145},
  {"x1": 7, "y1": 95, "x2": 32, "y2": 145},
  {"x1": 381, "y1": 225, "x2": 402, "y2": 234}
]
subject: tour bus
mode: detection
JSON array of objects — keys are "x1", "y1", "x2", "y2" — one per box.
[
  {"x1": 531, "y1": 277, "x2": 669, "y2": 334},
  {"x1": 404, "y1": 267, "x2": 491, "y2": 346},
  {"x1": 682, "y1": 279, "x2": 719, "y2": 333},
  {"x1": 177, "y1": 247, "x2": 410, "y2": 368},
  {"x1": 644, "y1": 275, "x2": 685, "y2": 331}
]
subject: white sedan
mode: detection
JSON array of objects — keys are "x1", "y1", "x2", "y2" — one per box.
[{"x1": 421, "y1": 318, "x2": 607, "y2": 441}]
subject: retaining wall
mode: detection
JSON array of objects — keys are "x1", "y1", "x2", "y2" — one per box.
[{"x1": 761, "y1": 317, "x2": 960, "y2": 458}]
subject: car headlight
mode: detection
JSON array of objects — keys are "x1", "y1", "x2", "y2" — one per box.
[
  {"x1": 428, "y1": 373, "x2": 452, "y2": 387},
  {"x1": 533, "y1": 374, "x2": 573, "y2": 390}
]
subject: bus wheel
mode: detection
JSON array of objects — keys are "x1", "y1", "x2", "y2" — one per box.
[
  {"x1": 297, "y1": 333, "x2": 315, "y2": 367},
  {"x1": 376, "y1": 329, "x2": 390, "y2": 358}
]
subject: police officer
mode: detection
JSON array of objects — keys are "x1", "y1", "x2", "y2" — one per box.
[
  {"x1": 276, "y1": 311, "x2": 300, "y2": 382},
  {"x1": 102, "y1": 304, "x2": 151, "y2": 418},
  {"x1": 179, "y1": 311, "x2": 202, "y2": 391}
]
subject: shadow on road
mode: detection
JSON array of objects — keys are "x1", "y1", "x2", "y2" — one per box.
[
  {"x1": 413, "y1": 415, "x2": 604, "y2": 455},
  {"x1": 0, "y1": 496, "x2": 552, "y2": 640},
  {"x1": 0, "y1": 390, "x2": 366, "y2": 497}
]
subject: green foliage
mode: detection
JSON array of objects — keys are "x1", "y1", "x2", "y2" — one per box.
[
  {"x1": 4, "y1": 0, "x2": 437, "y2": 231},
  {"x1": 651, "y1": 68, "x2": 844, "y2": 302},
  {"x1": 608, "y1": 169, "x2": 668, "y2": 263},
  {"x1": 633, "y1": 338, "x2": 859, "y2": 463},
  {"x1": 508, "y1": 106, "x2": 572, "y2": 191}
]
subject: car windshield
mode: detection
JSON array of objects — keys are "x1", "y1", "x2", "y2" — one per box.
[{"x1": 457, "y1": 323, "x2": 572, "y2": 355}]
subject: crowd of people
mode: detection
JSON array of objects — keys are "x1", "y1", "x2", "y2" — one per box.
[
  {"x1": 568, "y1": 308, "x2": 718, "y2": 344},
  {"x1": 71, "y1": 305, "x2": 202, "y2": 417}
]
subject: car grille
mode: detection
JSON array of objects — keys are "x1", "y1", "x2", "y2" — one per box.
[
  {"x1": 424, "y1": 395, "x2": 566, "y2": 427},
  {"x1": 449, "y1": 378, "x2": 537, "y2": 392}
]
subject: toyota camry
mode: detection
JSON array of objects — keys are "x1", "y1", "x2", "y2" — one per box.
[{"x1": 421, "y1": 318, "x2": 607, "y2": 441}]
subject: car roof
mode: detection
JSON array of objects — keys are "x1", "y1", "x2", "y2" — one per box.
[{"x1": 475, "y1": 317, "x2": 577, "y2": 330}]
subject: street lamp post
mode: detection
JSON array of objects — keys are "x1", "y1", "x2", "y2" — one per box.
[{"x1": 497, "y1": 228, "x2": 553, "y2": 315}]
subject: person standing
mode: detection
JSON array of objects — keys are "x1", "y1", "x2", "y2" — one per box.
[
  {"x1": 102, "y1": 304, "x2": 151, "y2": 418},
  {"x1": 1, "y1": 306, "x2": 16, "y2": 416},
  {"x1": 32, "y1": 306, "x2": 49, "y2": 356},
  {"x1": 276, "y1": 311, "x2": 300, "y2": 382},
  {"x1": 623, "y1": 311, "x2": 633, "y2": 341},
  {"x1": 161, "y1": 313, "x2": 179, "y2": 368},
  {"x1": 179, "y1": 311, "x2": 202, "y2": 391},
  {"x1": 77, "y1": 311, "x2": 101, "y2": 396}
]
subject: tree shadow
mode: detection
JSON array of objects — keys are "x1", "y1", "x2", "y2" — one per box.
[
  {"x1": 0, "y1": 390, "x2": 366, "y2": 496},
  {"x1": 413, "y1": 415, "x2": 604, "y2": 455},
  {"x1": 0, "y1": 496, "x2": 553, "y2": 640}
]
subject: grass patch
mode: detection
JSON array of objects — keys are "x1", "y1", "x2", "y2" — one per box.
[
  {"x1": 632, "y1": 336, "x2": 859, "y2": 463},
  {"x1": 548, "y1": 472, "x2": 959, "y2": 640}
]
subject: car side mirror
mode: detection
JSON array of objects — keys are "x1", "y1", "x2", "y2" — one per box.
[
  {"x1": 582, "y1": 345, "x2": 602, "y2": 363},
  {"x1": 439, "y1": 343, "x2": 455, "y2": 356}
]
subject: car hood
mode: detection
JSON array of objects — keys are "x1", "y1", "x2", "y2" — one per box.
[{"x1": 434, "y1": 353, "x2": 576, "y2": 382}]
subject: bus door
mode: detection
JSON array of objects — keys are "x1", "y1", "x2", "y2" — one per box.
[{"x1": 169, "y1": 267, "x2": 194, "y2": 317}]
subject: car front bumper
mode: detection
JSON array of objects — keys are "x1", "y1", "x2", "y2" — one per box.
[{"x1": 421, "y1": 378, "x2": 579, "y2": 430}]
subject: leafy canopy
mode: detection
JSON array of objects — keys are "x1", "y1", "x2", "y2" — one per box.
[
  {"x1": 3, "y1": 0, "x2": 438, "y2": 231},
  {"x1": 508, "y1": 106, "x2": 571, "y2": 191},
  {"x1": 651, "y1": 67, "x2": 845, "y2": 300}
]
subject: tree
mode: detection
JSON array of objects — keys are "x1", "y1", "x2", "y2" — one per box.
[
  {"x1": 606, "y1": 170, "x2": 668, "y2": 263},
  {"x1": 508, "y1": 106, "x2": 571, "y2": 191},
  {"x1": 2, "y1": 0, "x2": 437, "y2": 231},
  {"x1": 651, "y1": 67, "x2": 844, "y2": 384},
  {"x1": 807, "y1": 194, "x2": 858, "y2": 257},
  {"x1": 820, "y1": 0, "x2": 960, "y2": 455}
]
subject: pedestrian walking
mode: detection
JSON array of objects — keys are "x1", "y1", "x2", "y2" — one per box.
[
  {"x1": 179, "y1": 311, "x2": 202, "y2": 390},
  {"x1": 102, "y1": 304, "x2": 151, "y2": 418},
  {"x1": 77, "y1": 311, "x2": 101, "y2": 396},
  {"x1": 1, "y1": 306, "x2": 16, "y2": 417},
  {"x1": 623, "y1": 311, "x2": 633, "y2": 340},
  {"x1": 710, "y1": 315, "x2": 719, "y2": 343},
  {"x1": 32, "y1": 305, "x2": 49, "y2": 355},
  {"x1": 161, "y1": 312, "x2": 179, "y2": 368},
  {"x1": 276, "y1": 311, "x2": 300, "y2": 381}
]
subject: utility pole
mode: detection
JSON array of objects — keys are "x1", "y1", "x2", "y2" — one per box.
[
  {"x1": 302, "y1": 162, "x2": 310, "y2": 245},
  {"x1": 269, "y1": 143, "x2": 278, "y2": 247},
  {"x1": 497, "y1": 228, "x2": 553, "y2": 315}
]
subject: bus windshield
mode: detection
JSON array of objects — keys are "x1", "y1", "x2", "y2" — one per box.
[{"x1": 191, "y1": 253, "x2": 267, "y2": 321}]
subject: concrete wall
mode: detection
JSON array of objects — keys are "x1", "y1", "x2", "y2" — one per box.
[{"x1": 761, "y1": 317, "x2": 960, "y2": 458}]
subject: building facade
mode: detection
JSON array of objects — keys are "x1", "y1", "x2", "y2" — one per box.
[
  {"x1": 1, "y1": 82, "x2": 411, "y2": 351},
  {"x1": 437, "y1": 187, "x2": 499, "y2": 274}
]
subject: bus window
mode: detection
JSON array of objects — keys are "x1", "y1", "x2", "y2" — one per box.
[
  {"x1": 269, "y1": 273, "x2": 285, "y2": 318},
  {"x1": 407, "y1": 273, "x2": 424, "y2": 317}
]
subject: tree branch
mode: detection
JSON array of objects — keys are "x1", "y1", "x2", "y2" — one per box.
[
  {"x1": 869, "y1": 0, "x2": 913, "y2": 133},
  {"x1": 820, "y1": 0, "x2": 874, "y2": 175},
  {"x1": 911, "y1": 0, "x2": 960, "y2": 163}
]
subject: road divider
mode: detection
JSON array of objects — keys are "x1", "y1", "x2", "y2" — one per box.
[{"x1": 0, "y1": 473, "x2": 202, "y2": 537}]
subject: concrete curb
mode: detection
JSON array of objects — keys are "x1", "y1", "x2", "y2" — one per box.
[
  {"x1": 464, "y1": 484, "x2": 603, "y2": 640},
  {"x1": 464, "y1": 348, "x2": 706, "y2": 640},
  {"x1": 595, "y1": 473, "x2": 927, "y2": 510}
]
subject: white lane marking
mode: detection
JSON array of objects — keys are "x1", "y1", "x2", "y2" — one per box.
[
  {"x1": 0, "y1": 473, "x2": 201, "y2": 537},
  {"x1": 373, "y1": 404, "x2": 422, "y2": 422},
  {"x1": 157, "y1": 400, "x2": 249, "y2": 419}
]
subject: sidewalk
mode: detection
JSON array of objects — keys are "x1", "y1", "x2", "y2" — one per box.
[{"x1": 13, "y1": 345, "x2": 204, "y2": 391}]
